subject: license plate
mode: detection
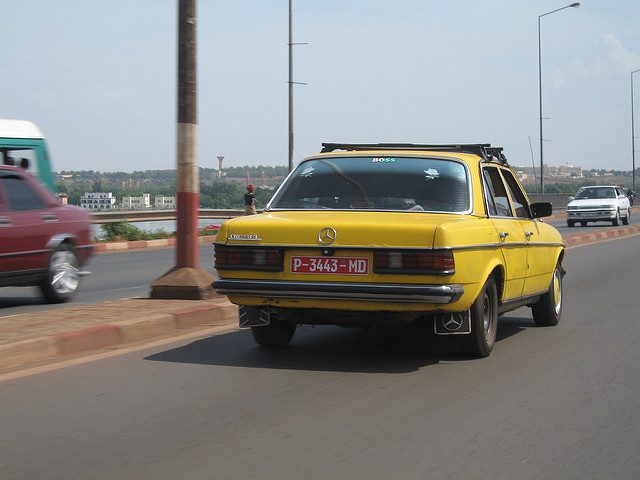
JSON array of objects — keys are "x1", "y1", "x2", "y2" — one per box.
[{"x1": 290, "y1": 256, "x2": 369, "y2": 275}]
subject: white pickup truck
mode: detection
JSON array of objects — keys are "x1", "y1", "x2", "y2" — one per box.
[{"x1": 566, "y1": 185, "x2": 630, "y2": 227}]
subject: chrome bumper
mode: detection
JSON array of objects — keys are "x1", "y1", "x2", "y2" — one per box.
[
  {"x1": 213, "y1": 279, "x2": 464, "y2": 304},
  {"x1": 567, "y1": 210, "x2": 616, "y2": 219}
]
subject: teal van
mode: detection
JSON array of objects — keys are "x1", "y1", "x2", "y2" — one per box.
[{"x1": 0, "y1": 119, "x2": 56, "y2": 191}]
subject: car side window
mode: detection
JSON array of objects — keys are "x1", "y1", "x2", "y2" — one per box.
[
  {"x1": 500, "y1": 169, "x2": 532, "y2": 219},
  {"x1": 0, "y1": 173, "x2": 46, "y2": 212},
  {"x1": 482, "y1": 167, "x2": 513, "y2": 217}
]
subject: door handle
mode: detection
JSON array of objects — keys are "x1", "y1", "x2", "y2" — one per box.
[
  {"x1": 499, "y1": 232, "x2": 509, "y2": 240},
  {"x1": 41, "y1": 213, "x2": 58, "y2": 222},
  {"x1": 525, "y1": 231, "x2": 534, "y2": 239},
  {"x1": 0, "y1": 216, "x2": 12, "y2": 226}
]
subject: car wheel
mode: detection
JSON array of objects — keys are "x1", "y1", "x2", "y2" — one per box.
[
  {"x1": 532, "y1": 263, "x2": 563, "y2": 326},
  {"x1": 579, "y1": 221, "x2": 587, "y2": 227},
  {"x1": 612, "y1": 209, "x2": 621, "y2": 226},
  {"x1": 622, "y1": 209, "x2": 630, "y2": 226},
  {"x1": 462, "y1": 277, "x2": 498, "y2": 358},
  {"x1": 251, "y1": 319, "x2": 297, "y2": 347},
  {"x1": 567, "y1": 221, "x2": 575, "y2": 227},
  {"x1": 40, "y1": 243, "x2": 81, "y2": 303}
]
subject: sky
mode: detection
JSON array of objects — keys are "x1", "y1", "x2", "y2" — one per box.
[{"x1": 1, "y1": 0, "x2": 639, "y2": 173}]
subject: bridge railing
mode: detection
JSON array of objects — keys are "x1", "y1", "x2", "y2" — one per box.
[
  {"x1": 91, "y1": 209, "x2": 246, "y2": 224},
  {"x1": 91, "y1": 198, "x2": 572, "y2": 224}
]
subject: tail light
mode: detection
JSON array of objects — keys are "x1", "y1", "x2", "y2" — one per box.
[
  {"x1": 373, "y1": 249, "x2": 454, "y2": 275},
  {"x1": 214, "y1": 245, "x2": 284, "y2": 271}
]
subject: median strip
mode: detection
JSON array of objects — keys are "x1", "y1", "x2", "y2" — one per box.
[{"x1": 0, "y1": 296, "x2": 237, "y2": 374}]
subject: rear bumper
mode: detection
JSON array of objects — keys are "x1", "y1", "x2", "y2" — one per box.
[{"x1": 213, "y1": 279, "x2": 464, "y2": 304}]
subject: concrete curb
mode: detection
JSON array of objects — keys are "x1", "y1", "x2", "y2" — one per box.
[
  {"x1": 564, "y1": 224, "x2": 640, "y2": 247},
  {"x1": 0, "y1": 300, "x2": 238, "y2": 374}
]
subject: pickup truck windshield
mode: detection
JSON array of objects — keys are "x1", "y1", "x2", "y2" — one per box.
[{"x1": 268, "y1": 156, "x2": 469, "y2": 213}]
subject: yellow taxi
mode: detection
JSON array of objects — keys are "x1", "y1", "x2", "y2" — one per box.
[{"x1": 213, "y1": 143, "x2": 564, "y2": 357}]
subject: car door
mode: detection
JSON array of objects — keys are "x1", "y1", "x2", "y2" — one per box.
[
  {"x1": 0, "y1": 170, "x2": 52, "y2": 275},
  {"x1": 482, "y1": 166, "x2": 528, "y2": 301},
  {"x1": 499, "y1": 168, "x2": 551, "y2": 296},
  {"x1": 615, "y1": 187, "x2": 630, "y2": 217}
]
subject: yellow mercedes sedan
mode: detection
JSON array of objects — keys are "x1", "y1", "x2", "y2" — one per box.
[{"x1": 213, "y1": 143, "x2": 564, "y2": 357}]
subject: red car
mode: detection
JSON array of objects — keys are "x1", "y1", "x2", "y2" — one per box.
[{"x1": 0, "y1": 165, "x2": 93, "y2": 302}]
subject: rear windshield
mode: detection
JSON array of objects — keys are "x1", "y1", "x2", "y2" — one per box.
[
  {"x1": 575, "y1": 187, "x2": 616, "y2": 200},
  {"x1": 268, "y1": 156, "x2": 470, "y2": 213}
]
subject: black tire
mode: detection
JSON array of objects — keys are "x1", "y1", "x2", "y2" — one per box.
[
  {"x1": 567, "y1": 221, "x2": 575, "y2": 227},
  {"x1": 40, "y1": 243, "x2": 80, "y2": 303},
  {"x1": 622, "y1": 209, "x2": 630, "y2": 226},
  {"x1": 251, "y1": 319, "x2": 297, "y2": 347},
  {"x1": 612, "y1": 209, "x2": 621, "y2": 226},
  {"x1": 579, "y1": 221, "x2": 587, "y2": 227},
  {"x1": 462, "y1": 277, "x2": 498, "y2": 358},
  {"x1": 532, "y1": 263, "x2": 563, "y2": 326}
]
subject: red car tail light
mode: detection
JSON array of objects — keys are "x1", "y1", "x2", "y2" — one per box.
[
  {"x1": 373, "y1": 249, "x2": 455, "y2": 275},
  {"x1": 214, "y1": 245, "x2": 284, "y2": 271}
]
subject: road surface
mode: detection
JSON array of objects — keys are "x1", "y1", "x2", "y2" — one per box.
[{"x1": 1, "y1": 234, "x2": 639, "y2": 479}]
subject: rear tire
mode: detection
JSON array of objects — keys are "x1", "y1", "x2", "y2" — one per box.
[
  {"x1": 567, "y1": 221, "x2": 575, "y2": 227},
  {"x1": 579, "y1": 221, "x2": 587, "y2": 227},
  {"x1": 40, "y1": 244, "x2": 80, "y2": 303},
  {"x1": 462, "y1": 277, "x2": 498, "y2": 358},
  {"x1": 532, "y1": 263, "x2": 563, "y2": 326},
  {"x1": 251, "y1": 319, "x2": 297, "y2": 347}
]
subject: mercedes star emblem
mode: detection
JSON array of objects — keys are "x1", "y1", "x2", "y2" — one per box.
[
  {"x1": 443, "y1": 313, "x2": 464, "y2": 331},
  {"x1": 318, "y1": 227, "x2": 337, "y2": 245}
]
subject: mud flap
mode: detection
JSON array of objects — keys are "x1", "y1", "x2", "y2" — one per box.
[
  {"x1": 239, "y1": 306, "x2": 271, "y2": 328},
  {"x1": 434, "y1": 310, "x2": 471, "y2": 335}
]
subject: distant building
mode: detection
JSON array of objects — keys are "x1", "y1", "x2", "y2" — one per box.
[
  {"x1": 122, "y1": 193, "x2": 151, "y2": 210},
  {"x1": 56, "y1": 193, "x2": 68, "y2": 205},
  {"x1": 81, "y1": 192, "x2": 116, "y2": 210},
  {"x1": 122, "y1": 178, "x2": 140, "y2": 188},
  {"x1": 547, "y1": 163, "x2": 583, "y2": 178},
  {"x1": 154, "y1": 196, "x2": 176, "y2": 209}
]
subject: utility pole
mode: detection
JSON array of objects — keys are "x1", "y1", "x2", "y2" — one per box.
[
  {"x1": 151, "y1": 0, "x2": 213, "y2": 300},
  {"x1": 288, "y1": 0, "x2": 307, "y2": 172},
  {"x1": 632, "y1": 69, "x2": 640, "y2": 191}
]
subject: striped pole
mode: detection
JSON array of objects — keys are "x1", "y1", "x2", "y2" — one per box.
[
  {"x1": 151, "y1": 0, "x2": 213, "y2": 299},
  {"x1": 176, "y1": 0, "x2": 198, "y2": 268}
]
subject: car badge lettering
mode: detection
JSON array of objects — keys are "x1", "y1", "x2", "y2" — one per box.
[
  {"x1": 229, "y1": 234, "x2": 262, "y2": 241},
  {"x1": 317, "y1": 227, "x2": 337, "y2": 245}
]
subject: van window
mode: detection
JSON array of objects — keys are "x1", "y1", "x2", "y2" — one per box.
[{"x1": 1, "y1": 147, "x2": 38, "y2": 176}]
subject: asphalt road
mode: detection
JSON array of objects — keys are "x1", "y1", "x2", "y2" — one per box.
[
  {"x1": 546, "y1": 211, "x2": 639, "y2": 236},
  {"x1": 1, "y1": 234, "x2": 640, "y2": 479},
  {"x1": 0, "y1": 243, "x2": 218, "y2": 315}
]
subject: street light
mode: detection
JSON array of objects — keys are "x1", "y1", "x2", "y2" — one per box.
[
  {"x1": 632, "y1": 69, "x2": 640, "y2": 191},
  {"x1": 538, "y1": 2, "x2": 580, "y2": 193}
]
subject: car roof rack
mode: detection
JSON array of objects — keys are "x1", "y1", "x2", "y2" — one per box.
[{"x1": 320, "y1": 143, "x2": 509, "y2": 165}]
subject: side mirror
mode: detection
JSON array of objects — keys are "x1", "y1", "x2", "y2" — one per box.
[
  {"x1": 568, "y1": 196, "x2": 574, "y2": 201},
  {"x1": 530, "y1": 202, "x2": 553, "y2": 219}
]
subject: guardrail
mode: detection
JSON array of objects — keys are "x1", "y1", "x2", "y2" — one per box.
[
  {"x1": 92, "y1": 209, "x2": 246, "y2": 224},
  {"x1": 527, "y1": 194, "x2": 571, "y2": 209},
  {"x1": 92, "y1": 202, "x2": 570, "y2": 225}
]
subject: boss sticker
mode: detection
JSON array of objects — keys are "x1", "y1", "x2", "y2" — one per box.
[{"x1": 371, "y1": 157, "x2": 396, "y2": 163}]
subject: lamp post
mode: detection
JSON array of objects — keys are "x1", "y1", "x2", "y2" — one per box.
[
  {"x1": 538, "y1": 2, "x2": 580, "y2": 194},
  {"x1": 632, "y1": 69, "x2": 640, "y2": 191},
  {"x1": 287, "y1": 0, "x2": 307, "y2": 172}
]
